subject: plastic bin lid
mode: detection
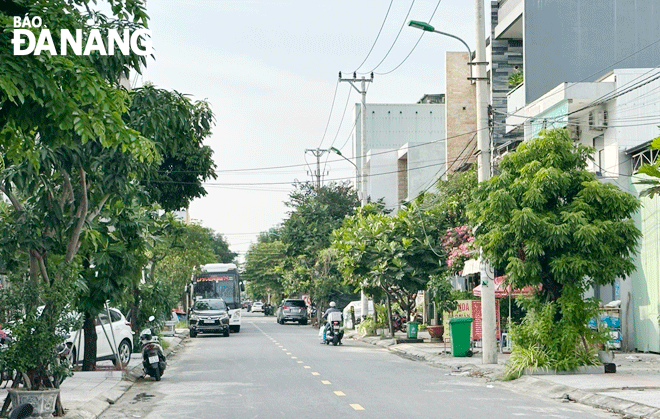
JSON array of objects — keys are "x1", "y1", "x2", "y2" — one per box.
[{"x1": 449, "y1": 317, "x2": 474, "y2": 323}]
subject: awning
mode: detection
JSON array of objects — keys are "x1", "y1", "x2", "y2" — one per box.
[
  {"x1": 473, "y1": 275, "x2": 537, "y2": 298},
  {"x1": 461, "y1": 259, "x2": 480, "y2": 276}
]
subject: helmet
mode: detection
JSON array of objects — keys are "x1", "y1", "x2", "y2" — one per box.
[{"x1": 329, "y1": 301, "x2": 336, "y2": 307}]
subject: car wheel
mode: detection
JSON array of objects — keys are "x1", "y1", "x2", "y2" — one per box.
[
  {"x1": 223, "y1": 328, "x2": 230, "y2": 337},
  {"x1": 230, "y1": 325, "x2": 240, "y2": 333},
  {"x1": 190, "y1": 329, "x2": 197, "y2": 338},
  {"x1": 300, "y1": 319, "x2": 307, "y2": 325},
  {"x1": 114, "y1": 339, "x2": 132, "y2": 367}
]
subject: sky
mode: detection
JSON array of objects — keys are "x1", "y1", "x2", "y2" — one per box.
[{"x1": 139, "y1": 0, "x2": 477, "y2": 260}]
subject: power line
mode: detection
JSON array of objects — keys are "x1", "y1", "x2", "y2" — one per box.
[
  {"x1": 353, "y1": 0, "x2": 395, "y2": 73},
  {"x1": 375, "y1": 0, "x2": 443, "y2": 75},
  {"x1": 363, "y1": 0, "x2": 417, "y2": 74}
]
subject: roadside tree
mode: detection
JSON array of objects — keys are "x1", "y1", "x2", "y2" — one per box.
[{"x1": 468, "y1": 129, "x2": 641, "y2": 376}]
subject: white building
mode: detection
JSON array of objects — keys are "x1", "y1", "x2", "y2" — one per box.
[
  {"x1": 507, "y1": 68, "x2": 660, "y2": 352},
  {"x1": 353, "y1": 97, "x2": 446, "y2": 211}
]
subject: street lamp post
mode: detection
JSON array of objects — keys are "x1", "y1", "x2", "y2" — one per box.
[
  {"x1": 409, "y1": 7, "x2": 497, "y2": 365},
  {"x1": 329, "y1": 146, "x2": 369, "y2": 322}
]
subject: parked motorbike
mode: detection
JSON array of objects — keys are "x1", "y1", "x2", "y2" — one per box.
[
  {"x1": 263, "y1": 304, "x2": 273, "y2": 316},
  {"x1": 140, "y1": 316, "x2": 166, "y2": 381},
  {"x1": 391, "y1": 310, "x2": 407, "y2": 332},
  {"x1": 320, "y1": 311, "x2": 343, "y2": 346}
]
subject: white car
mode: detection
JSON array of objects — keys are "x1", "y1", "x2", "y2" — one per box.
[
  {"x1": 251, "y1": 302, "x2": 264, "y2": 313},
  {"x1": 65, "y1": 308, "x2": 134, "y2": 367}
]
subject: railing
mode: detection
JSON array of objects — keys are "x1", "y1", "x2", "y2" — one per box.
[{"x1": 506, "y1": 82, "x2": 525, "y2": 115}]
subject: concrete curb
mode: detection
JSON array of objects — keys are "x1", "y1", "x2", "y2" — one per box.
[
  {"x1": 350, "y1": 332, "x2": 660, "y2": 419},
  {"x1": 64, "y1": 330, "x2": 188, "y2": 419}
]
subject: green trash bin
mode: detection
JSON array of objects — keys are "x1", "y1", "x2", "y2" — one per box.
[
  {"x1": 449, "y1": 317, "x2": 473, "y2": 357},
  {"x1": 407, "y1": 321, "x2": 419, "y2": 339}
]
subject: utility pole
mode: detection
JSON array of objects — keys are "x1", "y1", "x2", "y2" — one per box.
[
  {"x1": 339, "y1": 71, "x2": 373, "y2": 320},
  {"x1": 473, "y1": 0, "x2": 497, "y2": 364},
  {"x1": 305, "y1": 148, "x2": 329, "y2": 189}
]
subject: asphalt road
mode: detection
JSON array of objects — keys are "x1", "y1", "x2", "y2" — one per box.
[{"x1": 99, "y1": 311, "x2": 619, "y2": 419}]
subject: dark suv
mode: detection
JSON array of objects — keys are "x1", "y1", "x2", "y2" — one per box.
[
  {"x1": 276, "y1": 299, "x2": 308, "y2": 325},
  {"x1": 189, "y1": 299, "x2": 230, "y2": 338}
]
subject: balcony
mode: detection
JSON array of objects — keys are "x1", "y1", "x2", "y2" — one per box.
[{"x1": 505, "y1": 82, "x2": 526, "y2": 133}]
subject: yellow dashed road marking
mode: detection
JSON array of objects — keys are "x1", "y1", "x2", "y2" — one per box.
[
  {"x1": 321, "y1": 380, "x2": 331, "y2": 385},
  {"x1": 291, "y1": 356, "x2": 297, "y2": 359},
  {"x1": 334, "y1": 391, "x2": 345, "y2": 396},
  {"x1": 312, "y1": 372, "x2": 320, "y2": 376},
  {"x1": 286, "y1": 352, "x2": 291, "y2": 355},
  {"x1": 297, "y1": 361, "x2": 303, "y2": 364},
  {"x1": 304, "y1": 366, "x2": 311, "y2": 369},
  {"x1": 350, "y1": 404, "x2": 364, "y2": 411}
]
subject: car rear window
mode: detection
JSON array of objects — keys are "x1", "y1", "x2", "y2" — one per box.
[{"x1": 284, "y1": 300, "x2": 306, "y2": 307}]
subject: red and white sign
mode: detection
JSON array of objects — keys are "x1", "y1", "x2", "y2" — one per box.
[{"x1": 442, "y1": 299, "x2": 500, "y2": 341}]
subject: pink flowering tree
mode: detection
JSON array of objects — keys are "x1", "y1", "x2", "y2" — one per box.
[{"x1": 442, "y1": 225, "x2": 476, "y2": 275}]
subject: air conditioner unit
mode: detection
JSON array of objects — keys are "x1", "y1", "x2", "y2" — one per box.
[{"x1": 589, "y1": 110, "x2": 608, "y2": 130}]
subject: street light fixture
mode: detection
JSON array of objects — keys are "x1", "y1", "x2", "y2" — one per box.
[{"x1": 408, "y1": 20, "x2": 472, "y2": 61}]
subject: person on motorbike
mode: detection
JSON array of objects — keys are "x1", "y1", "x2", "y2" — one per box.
[{"x1": 322, "y1": 302, "x2": 343, "y2": 344}]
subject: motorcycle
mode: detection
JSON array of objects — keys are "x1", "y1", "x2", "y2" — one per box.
[
  {"x1": 320, "y1": 311, "x2": 343, "y2": 346},
  {"x1": 140, "y1": 316, "x2": 166, "y2": 381},
  {"x1": 263, "y1": 304, "x2": 273, "y2": 316},
  {"x1": 391, "y1": 310, "x2": 407, "y2": 332}
]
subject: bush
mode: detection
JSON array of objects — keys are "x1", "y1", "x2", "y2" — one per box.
[{"x1": 504, "y1": 291, "x2": 607, "y2": 380}]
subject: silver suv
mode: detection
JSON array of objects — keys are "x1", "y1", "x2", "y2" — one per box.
[
  {"x1": 276, "y1": 299, "x2": 308, "y2": 325},
  {"x1": 189, "y1": 299, "x2": 230, "y2": 337}
]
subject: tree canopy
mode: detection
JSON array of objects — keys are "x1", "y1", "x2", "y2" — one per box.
[{"x1": 469, "y1": 129, "x2": 640, "y2": 303}]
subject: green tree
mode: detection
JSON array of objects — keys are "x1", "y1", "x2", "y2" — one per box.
[
  {"x1": 243, "y1": 236, "x2": 286, "y2": 301},
  {"x1": 279, "y1": 182, "x2": 359, "y2": 298},
  {"x1": 126, "y1": 85, "x2": 217, "y2": 211},
  {"x1": 0, "y1": 0, "x2": 153, "y2": 404},
  {"x1": 468, "y1": 129, "x2": 641, "y2": 374},
  {"x1": 333, "y1": 201, "x2": 445, "y2": 334},
  {"x1": 209, "y1": 231, "x2": 237, "y2": 263}
]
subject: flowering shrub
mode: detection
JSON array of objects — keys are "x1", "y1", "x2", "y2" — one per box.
[{"x1": 442, "y1": 225, "x2": 475, "y2": 273}]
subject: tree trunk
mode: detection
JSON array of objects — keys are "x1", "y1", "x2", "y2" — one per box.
[
  {"x1": 129, "y1": 283, "x2": 141, "y2": 334},
  {"x1": 82, "y1": 313, "x2": 97, "y2": 371},
  {"x1": 386, "y1": 293, "x2": 394, "y2": 338}
]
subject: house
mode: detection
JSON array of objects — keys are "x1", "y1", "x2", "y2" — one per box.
[{"x1": 353, "y1": 98, "x2": 446, "y2": 211}]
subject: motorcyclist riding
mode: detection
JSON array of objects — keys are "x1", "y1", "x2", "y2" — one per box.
[{"x1": 322, "y1": 302, "x2": 343, "y2": 344}]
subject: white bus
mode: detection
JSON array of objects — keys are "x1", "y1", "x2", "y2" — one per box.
[{"x1": 191, "y1": 263, "x2": 243, "y2": 333}]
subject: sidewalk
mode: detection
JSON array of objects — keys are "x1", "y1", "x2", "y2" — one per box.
[
  {"x1": 348, "y1": 329, "x2": 660, "y2": 419},
  {"x1": 0, "y1": 330, "x2": 187, "y2": 419}
]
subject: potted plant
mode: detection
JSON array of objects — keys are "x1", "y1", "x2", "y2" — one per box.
[
  {"x1": 0, "y1": 274, "x2": 75, "y2": 417},
  {"x1": 426, "y1": 275, "x2": 457, "y2": 343}
]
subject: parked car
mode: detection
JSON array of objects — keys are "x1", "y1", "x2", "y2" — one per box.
[
  {"x1": 189, "y1": 298, "x2": 230, "y2": 338},
  {"x1": 251, "y1": 302, "x2": 264, "y2": 313},
  {"x1": 65, "y1": 308, "x2": 134, "y2": 367},
  {"x1": 276, "y1": 299, "x2": 308, "y2": 325}
]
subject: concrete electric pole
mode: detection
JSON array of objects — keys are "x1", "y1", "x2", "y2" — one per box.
[
  {"x1": 339, "y1": 71, "x2": 373, "y2": 320},
  {"x1": 474, "y1": 0, "x2": 497, "y2": 365},
  {"x1": 305, "y1": 148, "x2": 330, "y2": 189}
]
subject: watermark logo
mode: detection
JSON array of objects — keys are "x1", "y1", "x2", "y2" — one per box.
[{"x1": 11, "y1": 15, "x2": 152, "y2": 56}]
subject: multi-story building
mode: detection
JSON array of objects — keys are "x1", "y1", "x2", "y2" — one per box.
[
  {"x1": 488, "y1": 0, "x2": 660, "y2": 352},
  {"x1": 353, "y1": 97, "x2": 446, "y2": 211},
  {"x1": 491, "y1": 0, "x2": 660, "y2": 151},
  {"x1": 503, "y1": 67, "x2": 660, "y2": 352}
]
